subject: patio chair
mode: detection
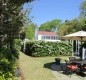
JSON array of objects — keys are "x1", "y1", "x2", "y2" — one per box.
[
  {"x1": 69, "y1": 57, "x2": 76, "y2": 61},
  {"x1": 82, "y1": 64, "x2": 86, "y2": 72},
  {"x1": 69, "y1": 57, "x2": 77, "y2": 65},
  {"x1": 64, "y1": 60, "x2": 79, "y2": 76}
]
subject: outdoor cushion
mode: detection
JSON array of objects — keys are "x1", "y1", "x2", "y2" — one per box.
[{"x1": 67, "y1": 65, "x2": 78, "y2": 71}]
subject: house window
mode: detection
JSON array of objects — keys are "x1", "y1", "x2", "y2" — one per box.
[
  {"x1": 51, "y1": 36, "x2": 58, "y2": 40},
  {"x1": 56, "y1": 36, "x2": 58, "y2": 40},
  {"x1": 41, "y1": 36, "x2": 44, "y2": 40},
  {"x1": 41, "y1": 36, "x2": 47, "y2": 40},
  {"x1": 41, "y1": 36, "x2": 46, "y2": 40},
  {"x1": 46, "y1": 36, "x2": 50, "y2": 39},
  {"x1": 51, "y1": 36, "x2": 56, "y2": 40},
  {"x1": 51, "y1": 36, "x2": 54, "y2": 39},
  {"x1": 42, "y1": 35, "x2": 58, "y2": 40},
  {"x1": 53, "y1": 36, "x2": 56, "y2": 40}
]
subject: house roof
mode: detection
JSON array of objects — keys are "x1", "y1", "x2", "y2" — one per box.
[{"x1": 37, "y1": 31, "x2": 58, "y2": 36}]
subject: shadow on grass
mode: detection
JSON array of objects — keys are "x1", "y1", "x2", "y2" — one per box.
[
  {"x1": 43, "y1": 62, "x2": 55, "y2": 70},
  {"x1": 44, "y1": 62, "x2": 74, "y2": 75}
]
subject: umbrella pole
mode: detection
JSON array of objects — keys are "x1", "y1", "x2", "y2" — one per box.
[
  {"x1": 81, "y1": 41, "x2": 83, "y2": 60},
  {"x1": 72, "y1": 40, "x2": 74, "y2": 56},
  {"x1": 81, "y1": 37, "x2": 83, "y2": 60}
]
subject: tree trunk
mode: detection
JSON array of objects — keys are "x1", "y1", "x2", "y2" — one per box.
[
  {"x1": 0, "y1": 41, "x2": 2, "y2": 49},
  {"x1": 0, "y1": 38, "x2": 2, "y2": 49}
]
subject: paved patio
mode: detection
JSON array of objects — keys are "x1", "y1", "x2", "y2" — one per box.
[{"x1": 51, "y1": 63, "x2": 86, "y2": 80}]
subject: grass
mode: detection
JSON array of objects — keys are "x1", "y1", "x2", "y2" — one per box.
[{"x1": 19, "y1": 52, "x2": 69, "y2": 80}]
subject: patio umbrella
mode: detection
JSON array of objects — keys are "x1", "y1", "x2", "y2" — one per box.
[
  {"x1": 62, "y1": 31, "x2": 86, "y2": 41},
  {"x1": 62, "y1": 30, "x2": 86, "y2": 59}
]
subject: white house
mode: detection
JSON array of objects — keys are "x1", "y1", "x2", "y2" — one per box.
[{"x1": 35, "y1": 31, "x2": 60, "y2": 42}]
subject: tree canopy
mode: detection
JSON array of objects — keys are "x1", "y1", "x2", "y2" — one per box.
[
  {"x1": 0, "y1": 0, "x2": 35, "y2": 49},
  {"x1": 80, "y1": 0, "x2": 86, "y2": 18},
  {"x1": 58, "y1": 19, "x2": 79, "y2": 36},
  {"x1": 21, "y1": 23, "x2": 37, "y2": 40},
  {"x1": 9, "y1": 0, "x2": 34, "y2": 6},
  {"x1": 39, "y1": 19, "x2": 61, "y2": 32},
  {"x1": 58, "y1": 0, "x2": 86, "y2": 36},
  {"x1": 0, "y1": 0, "x2": 35, "y2": 79}
]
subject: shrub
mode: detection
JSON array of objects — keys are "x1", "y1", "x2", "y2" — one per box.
[
  {"x1": 24, "y1": 41, "x2": 72, "y2": 57},
  {"x1": 0, "y1": 47, "x2": 19, "y2": 79}
]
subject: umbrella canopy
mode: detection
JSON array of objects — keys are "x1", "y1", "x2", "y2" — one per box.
[
  {"x1": 62, "y1": 30, "x2": 86, "y2": 59},
  {"x1": 62, "y1": 31, "x2": 86, "y2": 41}
]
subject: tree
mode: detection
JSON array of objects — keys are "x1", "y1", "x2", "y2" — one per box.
[
  {"x1": 79, "y1": 0, "x2": 86, "y2": 31},
  {"x1": 78, "y1": 18, "x2": 86, "y2": 31},
  {"x1": 58, "y1": 20, "x2": 70, "y2": 36},
  {"x1": 0, "y1": 0, "x2": 35, "y2": 50},
  {"x1": 0, "y1": 0, "x2": 35, "y2": 79},
  {"x1": 21, "y1": 23, "x2": 37, "y2": 40},
  {"x1": 10, "y1": 0, "x2": 34, "y2": 6},
  {"x1": 0, "y1": 0, "x2": 23, "y2": 50},
  {"x1": 80, "y1": 0, "x2": 86, "y2": 18},
  {"x1": 39, "y1": 19, "x2": 61, "y2": 32},
  {"x1": 67, "y1": 19, "x2": 79, "y2": 33},
  {"x1": 58, "y1": 19, "x2": 79, "y2": 36}
]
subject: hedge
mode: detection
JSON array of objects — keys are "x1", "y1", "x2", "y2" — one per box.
[{"x1": 24, "y1": 41, "x2": 72, "y2": 57}]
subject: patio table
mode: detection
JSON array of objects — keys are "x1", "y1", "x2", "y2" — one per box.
[{"x1": 71, "y1": 60, "x2": 86, "y2": 65}]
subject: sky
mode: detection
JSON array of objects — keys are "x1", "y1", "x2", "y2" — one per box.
[{"x1": 23, "y1": 0, "x2": 83, "y2": 26}]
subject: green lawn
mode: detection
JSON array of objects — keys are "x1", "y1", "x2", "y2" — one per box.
[{"x1": 19, "y1": 52, "x2": 68, "y2": 80}]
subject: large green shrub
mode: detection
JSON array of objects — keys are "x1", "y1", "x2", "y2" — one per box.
[
  {"x1": 25, "y1": 41, "x2": 72, "y2": 57},
  {"x1": 0, "y1": 47, "x2": 19, "y2": 80}
]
